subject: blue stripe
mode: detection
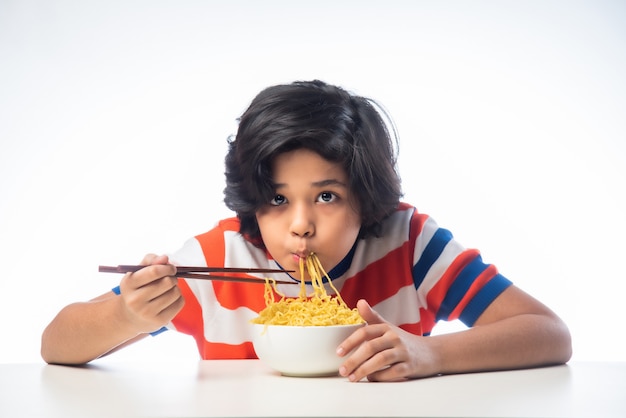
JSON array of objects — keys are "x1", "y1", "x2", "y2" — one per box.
[
  {"x1": 412, "y1": 228, "x2": 453, "y2": 289},
  {"x1": 112, "y1": 286, "x2": 121, "y2": 295},
  {"x1": 150, "y1": 326, "x2": 168, "y2": 336},
  {"x1": 436, "y1": 255, "x2": 489, "y2": 321},
  {"x1": 327, "y1": 240, "x2": 357, "y2": 281},
  {"x1": 459, "y1": 274, "x2": 513, "y2": 326}
]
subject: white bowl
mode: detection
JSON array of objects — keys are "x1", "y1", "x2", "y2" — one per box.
[{"x1": 251, "y1": 323, "x2": 365, "y2": 377}]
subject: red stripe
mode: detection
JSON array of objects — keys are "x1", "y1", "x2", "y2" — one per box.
[
  {"x1": 448, "y1": 264, "x2": 498, "y2": 320},
  {"x1": 339, "y1": 243, "x2": 414, "y2": 308},
  {"x1": 426, "y1": 249, "x2": 480, "y2": 317},
  {"x1": 399, "y1": 322, "x2": 423, "y2": 335},
  {"x1": 196, "y1": 221, "x2": 278, "y2": 312},
  {"x1": 201, "y1": 340, "x2": 257, "y2": 359},
  {"x1": 212, "y1": 281, "x2": 267, "y2": 311}
]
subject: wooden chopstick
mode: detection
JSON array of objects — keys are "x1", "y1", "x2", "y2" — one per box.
[
  {"x1": 175, "y1": 272, "x2": 296, "y2": 285},
  {"x1": 98, "y1": 265, "x2": 298, "y2": 285},
  {"x1": 99, "y1": 265, "x2": 294, "y2": 274}
]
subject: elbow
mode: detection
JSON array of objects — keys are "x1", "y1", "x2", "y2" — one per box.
[
  {"x1": 40, "y1": 324, "x2": 87, "y2": 366},
  {"x1": 40, "y1": 346, "x2": 90, "y2": 366},
  {"x1": 559, "y1": 323, "x2": 573, "y2": 364},
  {"x1": 40, "y1": 325, "x2": 55, "y2": 364},
  {"x1": 548, "y1": 316, "x2": 573, "y2": 365},
  {"x1": 40, "y1": 328, "x2": 62, "y2": 365}
]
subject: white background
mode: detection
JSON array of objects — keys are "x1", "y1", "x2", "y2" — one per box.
[{"x1": 1, "y1": 0, "x2": 624, "y2": 363}]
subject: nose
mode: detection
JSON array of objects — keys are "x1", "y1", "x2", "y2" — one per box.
[{"x1": 290, "y1": 203, "x2": 315, "y2": 238}]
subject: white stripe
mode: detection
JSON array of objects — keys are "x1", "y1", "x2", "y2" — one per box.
[
  {"x1": 165, "y1": 238, "x2": 208, "y2": 333},
  {"x1": 347, "y1": 207, "x2": 414, "y2": 279},
  {"x1": 415, "y1": 236, "x2": 466, "y2": 308},
  {"x1": 168, "y1": 237, "x2": 208, "y2": 268},
  {"x1": 223, "y1": 231, "x2": 276, "y2": 272},
  {"x1": 413, "y1": 216, "x2": 439, "y2": 263},
  {"x1": 371, "y1": 285, "x2": 421, "y2": 326},
  {"x1": 203, "y1": 302, "x2": 258, "y2": 344},
  {"x1": 167, "y1": 233, "x2": 287, "y2": 344}
]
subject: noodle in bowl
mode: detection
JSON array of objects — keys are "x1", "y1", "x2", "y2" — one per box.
[
  {"x1": 251, "y1": 322, "x2": 365, "y2": 377},
  {"x1": 250, "y1": 254, "x2": 365, "y2": 376}
]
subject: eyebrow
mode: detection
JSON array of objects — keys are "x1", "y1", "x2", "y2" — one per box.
[
  {"x1": 312, "y1": 179, "x2": 348, "y2": 188},
  {"x1": 273, "y1": 179, "x2": 348, "y2": 189}
]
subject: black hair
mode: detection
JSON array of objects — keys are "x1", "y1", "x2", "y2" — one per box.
[{"x1": 223, "y1": 80, "x2": 403, "y2": 245}]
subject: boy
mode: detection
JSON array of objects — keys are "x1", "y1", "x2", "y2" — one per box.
[{"x1": 42, "y1": 80, "x2": 572, "y2": 382}]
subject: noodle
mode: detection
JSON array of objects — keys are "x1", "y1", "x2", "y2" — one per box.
[{"x1": 251, "y1": 253, "x2": 364, "y2": 326}]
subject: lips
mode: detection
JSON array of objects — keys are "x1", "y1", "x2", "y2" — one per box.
[
  {"x1": 292, "y1": 251, "x2": 308, "y2": 261},
  {"x1": 291, "y1": 249, "x2": 315, "y2": 267}
]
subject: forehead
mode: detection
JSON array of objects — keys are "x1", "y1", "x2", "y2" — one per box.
[{"x1": 271, "y1": 149, "x2": 348, "y2": 183}]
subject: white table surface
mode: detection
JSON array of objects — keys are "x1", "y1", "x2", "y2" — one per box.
[{"x1": 1, "y1": 360, "x2": 624, "y2": 417}]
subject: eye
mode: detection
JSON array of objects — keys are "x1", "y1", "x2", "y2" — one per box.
[
  {"x1": 270, "y1": 194, "x2": 287, "y2": 206},
  {"x1": 317, "y1": 191, "x2": 336, "y2": 203}
]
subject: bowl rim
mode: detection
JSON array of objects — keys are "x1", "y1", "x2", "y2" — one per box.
[{"x1": 251, "y1": 322, "x2": 365, "y2": 329}]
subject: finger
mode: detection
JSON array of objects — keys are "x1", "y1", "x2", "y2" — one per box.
[
  {"x1": 348, "y1": 328, "x2": 397, "y2": 364},
  {"x1": 123, "y1": 277, "x2": 183, "y2": 331},
  {"x1": 146, "y1": 275, "x2": 180, "y2": 301},
  {"x1": 356, "y1": 299, "x2": 386, "y2": 325},
  {"x1": 366, "y1": 363, "x2": 410, "y2": 382},
  {"x1": 337, "y1": 322, "x2": 376, "y2": 357},
  {"x1": 337, "y1": 321, "x2": 392, "y2": 357},
  {"x1": 138, "y1": 253, "x2": 170, "y2": 267},
  {"x1": 339, "y1": 325, "x2": 403, "y2": 379},
  {"x1": 149, "y1": 282, "x2": 185, "y2": 321},
  {"x1": 341, "y1": 347, "x2": 394, "y2": 382},
  {"x1": 128, "y1": 275, "x2": 179, "y2": 306},
  {"x1": 343, "y1": 343, "x2": 404, "y2": 382},
  {"x1": 149, "y1": 254, "x2": 170, "y2": 266},
  {"x1": 123, "y1": 263, "x2": 177, "y2": 290},
  {"x1": 139, "y1": 253, "x2": 160, "y2": 266},
  {"x1": 152, "y1": 297, "x2": 184, "y2": 331}
]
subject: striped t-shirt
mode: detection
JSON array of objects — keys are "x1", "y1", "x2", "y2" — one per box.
[{"x1": 158, "y1": 202, "x2": 512, "y2": 359}]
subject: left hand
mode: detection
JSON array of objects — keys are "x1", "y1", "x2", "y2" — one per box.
[{"x1": 336, "y1": 299, "x2": 439, "y2": 382}]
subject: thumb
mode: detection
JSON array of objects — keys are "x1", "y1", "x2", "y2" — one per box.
[{"x1": 356, "y1": 299, "x2": 386, "y2": 325}]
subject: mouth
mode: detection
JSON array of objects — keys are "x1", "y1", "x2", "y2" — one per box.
[{"x1": 291, "y1": 251, "x2": 310, "y2": 263}]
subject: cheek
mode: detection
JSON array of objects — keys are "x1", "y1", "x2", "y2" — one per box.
[
  {"x1": 342, "y1": 221, "x2": 361, "y2": 245},
  {"x1": 333, "y1": 211, "x2": 361, "y2": 245},
  {"x1": 255, "y1": 214, "x2": 270, "y2": 237},
  {"x1": 346, "y1": 206, "x2": 363, "y2": 234},
  {"x1": 256, "y1": 213, "x2": 281, "y2": 244}
]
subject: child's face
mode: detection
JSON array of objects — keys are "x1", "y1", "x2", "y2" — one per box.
[{"x1": 255, "y1": 148, "x2": 362, "y2": 281}]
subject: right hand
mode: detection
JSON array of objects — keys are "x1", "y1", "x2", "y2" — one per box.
[{"x1": 118, "y1": 253, "x2": 184, "y2": 334}]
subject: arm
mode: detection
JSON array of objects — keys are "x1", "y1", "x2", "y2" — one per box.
[
  {"x1": 41, "y1": 254, "x2": 184, "y2": 365},
  {"x1": 336, "y1": 285, "x2": 572, "y2": 382}
]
